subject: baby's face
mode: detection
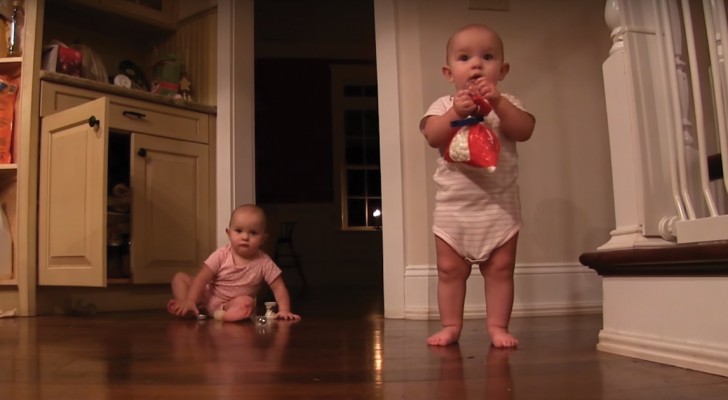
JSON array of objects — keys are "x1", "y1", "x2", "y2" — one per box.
[
  {"x1": 443, "y1": 27, "x2": 507, "y2": 90},
  {"x1": 226, "y1": 210, "x2": 267, "y2": 260}
]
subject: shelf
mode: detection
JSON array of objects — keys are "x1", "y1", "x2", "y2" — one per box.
[
  {"x1": 0, "y1": 57, "x2": 22, "y2": 64},
  {"x1": 0, "y1": 58, "x2": 21, "y2": 76},
  {"x1": 0, "y1": 279, "x2": 18, "y2": 286},
  {"x1": 0, "y1": 165, "x2": 18, "y2": 185}
]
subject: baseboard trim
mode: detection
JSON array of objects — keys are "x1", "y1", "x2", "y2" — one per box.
[
  {"x1": 598, "y1": 329, "x2": 728, "y2": 377},
  {"x1": 404, "y1": 302, "x2": 602, "y2": 320},
  {"x1": 405, "y1": 262, "x2": 594, "y2": 277},
  {"x1": 512, "y1": 302, "x2": 602, "y2": 318}
]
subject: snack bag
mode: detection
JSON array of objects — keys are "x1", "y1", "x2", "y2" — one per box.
[
  {"x1": 0, "y1": 75, "x2": 19, "y2": 164},
  {"x1": 443, "y1": 79, "x2": 501, "y2": 171},
  {"x1": 445, "y1": 119, "x2": 500, "y2": 172}
]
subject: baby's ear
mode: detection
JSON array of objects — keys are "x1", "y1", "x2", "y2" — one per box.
[
  {"x1": 442, "y1": 65, "x2": 454, "y2": 82},
  {"x1": 498, "y1": 62, "x2": 510, "y2": 81}
]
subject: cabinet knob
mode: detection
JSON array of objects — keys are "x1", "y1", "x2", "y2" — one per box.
[
  {"x1": 88, "y1": 116, "x2": 100, "y2": 128},
  {"x1": 137, "y1": 148, "x2": 147, "y2": 157}
]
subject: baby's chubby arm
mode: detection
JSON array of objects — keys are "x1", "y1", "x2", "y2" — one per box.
[
  {"x1": 420, "y1": 90, "x2": 476, "y2": 150},
  {"x1": 179, "y1": 266, "x2": 214, "y2": 315},
  {"x1": 471, "y1": 77, "x2": 534, "y2": 142},
  {"x1": 492, "y1": 97, "x2": 535, "y2": 142},
  {"x1": 269, "y1": 277, "x2": 301, "y2": 320}
]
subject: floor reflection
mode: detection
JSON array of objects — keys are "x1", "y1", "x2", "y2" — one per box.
[
  {"x1": 167, "y1": 317, "x2": 299, "y2": 385},
  {"x1": 484, "y1": 347, "x2": 514, "y2": 399},
  {"x1": 429, "y1": 345, "x2": 514, "y2": 399},
  {"x1": 5, "y1": 312, "x2": 728, "y2": 399},
  {"x1": 429, "y1": 345, "x2": 467, "y2": 399}
]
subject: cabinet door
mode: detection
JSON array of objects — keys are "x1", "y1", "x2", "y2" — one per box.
[
  {"x1": 39, "y1": 98, "x2": 109, "y2": 287},
  {"x1": 131, "y1": 134, "x2": 209, "y2": 283}
]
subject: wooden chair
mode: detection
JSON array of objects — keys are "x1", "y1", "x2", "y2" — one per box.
[{"x1": 273, "y1": 222, "x2": 307, "y2": 295}]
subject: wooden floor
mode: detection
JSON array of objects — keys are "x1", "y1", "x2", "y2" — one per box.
[{"x1": 2, "y1": 287, "x2": 727, "y2": 400}]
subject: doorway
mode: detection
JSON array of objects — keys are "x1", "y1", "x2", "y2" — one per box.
[{"x1": 253, "y1": 0, "x2": 383, "y2": 314}]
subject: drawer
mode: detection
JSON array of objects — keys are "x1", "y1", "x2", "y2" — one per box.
[
  {"x1": 109, "y1": 100, "x2": 209, "y2": 144},
  {"x1": 40, "y1": 81, "x2": 209, "y2": 144}
]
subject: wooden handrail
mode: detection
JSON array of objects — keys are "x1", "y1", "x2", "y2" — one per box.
[{"x1": 580, "y1": 240, "x2": 728, "y2": 276}]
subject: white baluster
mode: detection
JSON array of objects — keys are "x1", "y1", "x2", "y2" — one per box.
[{"x1": 599, "y1": 0, "x2": 679, "y2": 249}]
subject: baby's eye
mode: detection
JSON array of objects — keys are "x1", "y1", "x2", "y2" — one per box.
[
  {"x1": 457, "y1": 54, "x2": 469, "y2": 62},
  {"x1": 234, "y1": 228, "x2": 244, "y2": 234},
  {"x1": 249, "y1": 230, "x2": 259, "y2": 236},
  {"x1": 483, "y1": 53, "x2": 494, "y2": 61}
]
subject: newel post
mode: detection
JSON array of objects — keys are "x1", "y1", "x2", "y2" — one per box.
[{"x1": 599, "y1": 0, "x2": 675, "y2": 250}]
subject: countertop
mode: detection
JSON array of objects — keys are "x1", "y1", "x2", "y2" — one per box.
[{"x1": 40, "y1": 71, "x2": 217, "y2": 115}]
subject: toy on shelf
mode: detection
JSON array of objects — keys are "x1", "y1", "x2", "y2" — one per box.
[
  {"x1": 179, "y1": 74, "x2": 192, "y2": 101},
  {"x1": 444, "y1": 79, "x2": 500, "y2": 172}
]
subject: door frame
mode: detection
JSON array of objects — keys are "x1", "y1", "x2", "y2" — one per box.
[{"x1": 216, "y1": 0, "x2": 405, "y2": 317}]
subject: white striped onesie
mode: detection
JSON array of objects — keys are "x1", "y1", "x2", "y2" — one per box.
[{"x1": 422, "y1": 94, "x2": 525, "y2": 264}]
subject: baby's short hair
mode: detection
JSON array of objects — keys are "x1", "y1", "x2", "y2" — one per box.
[
  {"x1": 445, "y1": 23, "x2": 505, "y2": 62},
  {"x1": 229, "y1": 204, "x2": 267, "y2": 230}
]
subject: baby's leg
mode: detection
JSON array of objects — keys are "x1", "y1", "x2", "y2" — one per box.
[
  {"x1": 479, "y1": 233, "x2": 519, "y2": 348},
  {"x1": 428, "y1": 237, "x2": 471, "y2": 346},
  {"x1": 168, "y1": 272, "x2": 194, "y2": 317},
  {"x1": 213, "y1": 295, "x2": 255, "y2": 322}
]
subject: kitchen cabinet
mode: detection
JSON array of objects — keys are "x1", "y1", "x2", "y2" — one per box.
[
  {"x1": 0, "y1": 0, "x2": 218, "y2": 316},
  {"x1": 51, "y1": 0, "x2": 176, "y2": 30},
  {"x1": 38, "y1": 80, "x2": 214, "y2": 287}
]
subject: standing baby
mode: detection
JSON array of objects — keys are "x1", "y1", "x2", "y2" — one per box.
[{"x1": 420, "y1": 24, "x2": 535, "y2": 347}]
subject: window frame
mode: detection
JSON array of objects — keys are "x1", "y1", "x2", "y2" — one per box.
[{"x1": 331, "y1": 64, "x2": 381, "y2": 231}]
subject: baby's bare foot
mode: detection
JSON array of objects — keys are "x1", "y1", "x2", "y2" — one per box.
[
  {"x1": 167, "y1": 299, "x2": 197, "y2": 318},
  {"x1": 427, "y1": 326, "x2": 461, "y2": 346},
  {"x1": 167, "y1": 299, "x2": 177, "y2": 314},
  {"x1": 489, "y1": 327, "x2": 518, "y2": 348}
]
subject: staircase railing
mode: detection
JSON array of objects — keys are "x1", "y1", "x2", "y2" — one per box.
[{"x1": 600, "y1": 0, "x2": 727, "y2": 250}]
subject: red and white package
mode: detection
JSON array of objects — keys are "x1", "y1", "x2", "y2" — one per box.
[{"x1": 444, "y1": 121, "x2": 500, "y2": 172}]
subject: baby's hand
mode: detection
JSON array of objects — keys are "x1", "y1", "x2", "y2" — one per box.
[
  {"x1": 275, "y1": 310, "x2": 301, "y2": 321},
  {"x1": 173, "y1": 299, "x2": 199, "y2": 317},
  {"x1": 452, "y1": 89, "x2": 476, "y2": 118},
  {"x1": 471, "y1": 77, "x2": 501, "y2": 108}
]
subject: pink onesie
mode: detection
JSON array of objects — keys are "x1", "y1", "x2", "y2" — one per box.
[
  {"x1": 201, "y1": 244, "x2": 282, "y2": 312},
  {"x1": 422, "y1": 94, "x2": 526, "y2": 264}
]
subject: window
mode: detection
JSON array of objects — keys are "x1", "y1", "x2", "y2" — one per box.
[{"x1": 331, "y1": 65, "x2": 381, "y2": 230}]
